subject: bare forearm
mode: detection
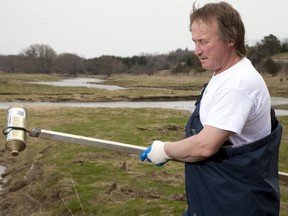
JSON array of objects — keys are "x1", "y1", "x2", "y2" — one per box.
[
  {"x1": 164, "y1": 126, "x2": 232, "y2": 163},
  {"x1": 164, "y1": 137, "x2": 209, "y2": 162}
]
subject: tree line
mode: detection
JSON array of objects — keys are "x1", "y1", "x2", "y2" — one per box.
[{"x1": 0, "y1": 34, "x2": 287, "y2": 77}]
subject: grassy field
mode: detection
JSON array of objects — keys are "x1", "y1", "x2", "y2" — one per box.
[{"x1": 0, "y1": 72, "x2": 287, "y2": 215}]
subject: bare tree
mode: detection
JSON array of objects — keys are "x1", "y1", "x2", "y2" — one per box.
[
  {"x1": 83, "y1": 58, "x2": 98, "y2": 74},
  {"x1": 0, "y1": 55, "x2": 21, "y2": 73},
  {"x1": 20, "y1": 44, "x2": 57, "y2": 73},
  {"x1": 55, "y1": 53, "x2": 84, "y2": 76}
]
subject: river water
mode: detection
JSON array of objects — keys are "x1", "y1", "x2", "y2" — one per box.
[
  {"x1": 0, "y1": 99, "x2": 288, "y2": 116},
  {"x1": 32, "y1": 77, "x2": 125, "y2": 90}
]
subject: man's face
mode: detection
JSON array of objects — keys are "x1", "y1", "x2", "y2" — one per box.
[{"x1": 191, "y1": 19, "x2": 234, "y2": 73}]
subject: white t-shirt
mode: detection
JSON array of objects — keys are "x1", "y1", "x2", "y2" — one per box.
[{"x1": 199, "y1": 57, "x2": 271, "y2": 147}]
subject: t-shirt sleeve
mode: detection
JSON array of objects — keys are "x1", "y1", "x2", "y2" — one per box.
[{"x1": 203, "y1": 89, "x2": 253, "y2": 134}]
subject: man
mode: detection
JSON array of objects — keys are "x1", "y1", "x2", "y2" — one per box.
[{"x1": 140, "y1": 2, "x2": 282, "y2": 216}]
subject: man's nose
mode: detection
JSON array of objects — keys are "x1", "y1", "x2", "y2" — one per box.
[{"x1": 194, "y1": 44, "x2": 203, "y2": 56}]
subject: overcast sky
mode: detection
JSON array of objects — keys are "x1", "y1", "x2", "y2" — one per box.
[{"x1": 0, "y1": 0, "x2": 287, "y2": 58}]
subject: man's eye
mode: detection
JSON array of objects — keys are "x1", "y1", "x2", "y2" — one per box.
[
  {"x1": 200, "y1": 41, "x2": 208, "y2": 45},
  {"x1": 193, "y1": 40, "x2": 208, "y2": 46}
]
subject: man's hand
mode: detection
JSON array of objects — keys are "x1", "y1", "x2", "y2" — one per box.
[{"x1": 140, "y1": 140, "x2": 171, "y2": 166}]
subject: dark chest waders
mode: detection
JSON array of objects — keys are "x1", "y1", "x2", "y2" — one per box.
[{"x1": 184, "y1": 84, "x2": 282, "y2": 216}]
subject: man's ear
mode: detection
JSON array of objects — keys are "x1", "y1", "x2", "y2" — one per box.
[{"x1": 228, "y1": 41, "x2": 236, "y2": 47}]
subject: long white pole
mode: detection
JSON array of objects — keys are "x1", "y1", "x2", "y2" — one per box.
[{"x1": 29, "y1": 128, "x2": 146, "y2": 155}]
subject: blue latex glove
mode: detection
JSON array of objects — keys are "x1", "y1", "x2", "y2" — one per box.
[{"x1": 140, "y1": 140, "x2": 170, "y2": 166}]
